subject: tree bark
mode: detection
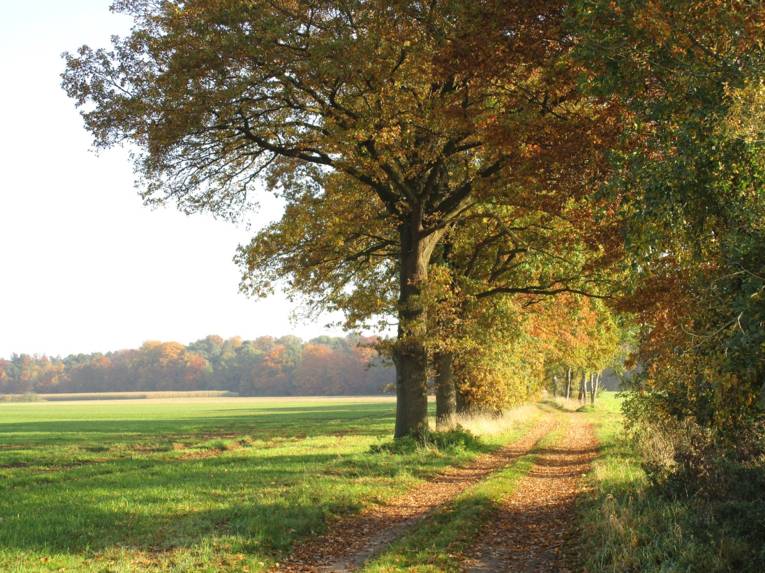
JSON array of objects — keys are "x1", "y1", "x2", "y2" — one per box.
[
  {"x1": 578, "y1": 370, "x2": 586, "y2": 403},
  {"x1": 589, "y1": 372, "x2": 595, "y2": 405},
  {"x1": 435, "y1": 351, "x2": 456, "y2": 429},
  {"x1": 456, "y1": 381, "x2": 470, "y2": 415},
  {"x1": 566, "y1": 368, "x2": 572, "y2": 400},
  {"x1": 394, "y1": 214, "x2": 440, "y2": 439},
  {"x1": 593, "y1": 372, "x2": 601, "y2": 404}
]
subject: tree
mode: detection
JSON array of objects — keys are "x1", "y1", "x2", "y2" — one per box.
[
  {"x1": 425, "y1": 195, "x2": 621, "y2": 418},
  {"x1": 0, "y1": 335, "x2": 393, "y2": 396},
  {"x1": 64, "y1": 0, "x2": 618, "y2": 437},
  {"x1": 572, "y1": 0, "x2": 765, "y2": 470}
]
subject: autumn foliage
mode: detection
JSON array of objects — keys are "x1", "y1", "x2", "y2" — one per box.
[
  {"x1": 0, "y1": 335, "x2": 392, "y2": 397},
  {"x1": 572, "y1": 0, "x2": 765, "y2": 489}
]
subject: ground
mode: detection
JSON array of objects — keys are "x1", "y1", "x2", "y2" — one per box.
[{"x1": 0, "y1": 395, "x2": 614, "y2": 572}]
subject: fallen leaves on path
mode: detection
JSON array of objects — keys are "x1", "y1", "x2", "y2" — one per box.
[
  {"x1": 463, "y1": 415, "x2": 598, "y2": 573},
  {"x1": 273, "y1": 417, "x2": 556, "y2": 573}
]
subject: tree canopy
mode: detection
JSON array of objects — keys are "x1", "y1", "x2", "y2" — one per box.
[
  {"x1": 63, "y1": 0, "x2": 619, "y2": 437},
  {"x1": 0, "y1": 335, "x2": 392, "y2": 397},
  {"x1": 572, "y1": 0, "x2": 765, "y2": 477}
]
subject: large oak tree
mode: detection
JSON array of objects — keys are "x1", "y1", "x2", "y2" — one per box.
[{"x1": 63, "y1": 0, "x2": 612, "y2": 437}]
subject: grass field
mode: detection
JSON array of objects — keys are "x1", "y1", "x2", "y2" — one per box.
[
  {"x1": 0, "y1": 391, "x2": 241, "y2": 402},
  {"x1": 0, "y1": 396, "x2": 541, "y2": 573}
]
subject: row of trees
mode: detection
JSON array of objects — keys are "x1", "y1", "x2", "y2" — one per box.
[
  {"x1": 0, "y1": 335, "x2": 393, "y2": 396},
  {"x1": 62, "y1": 0, "x2": 764, "y2": 467},
  {"x1": 0, "y1": 304, "x2": 623, "y2": 405},
  {"x1": 63, "y1": 0, "x2": 626, "y2": 437}
]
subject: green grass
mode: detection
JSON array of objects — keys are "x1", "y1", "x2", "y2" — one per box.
[
  {"x1": 576, "y1": 393, "x2": 765, "y2": 573},
  {"x1": 0, "y1": 398, "x2": 540, "y2": 573},
  {"x1": 0, "y1": 391, "x2": 239, "y2": 402},
  {"x1": 360, "y1": 426, "x2": 561, "y2": 573},
  {"x1": 357, "y1": 406, "x2": 566, "y2": 573}
]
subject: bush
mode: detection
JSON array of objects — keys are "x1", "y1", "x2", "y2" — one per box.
[{"x1": 578, "y1": 396, "x2": 765, "y2": 573}]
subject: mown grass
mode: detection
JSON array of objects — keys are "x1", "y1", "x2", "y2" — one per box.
[
  {"x1": 0, "y1": 398, "x2": 541, "y2": 572},
  {"x1": 576, "y1": 393, "x2": 765, "y2": 573}
]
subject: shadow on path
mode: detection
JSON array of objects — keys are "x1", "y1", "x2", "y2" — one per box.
[
  {"x1": 463, "y1": 416, "x2": 598, "y2": 573},
  {"x1": 273, "y1": 417, "x2": 557, "y2": 573}
]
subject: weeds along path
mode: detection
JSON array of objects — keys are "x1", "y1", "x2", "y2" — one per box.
[
  {"x1": 462, "y1": 412, "x2": 598, "y2": 573},
  {"x1": 273, "y1": 415, "x2": 557, "y2": 573}
]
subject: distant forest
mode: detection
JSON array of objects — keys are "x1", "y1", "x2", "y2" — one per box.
[{"x1": 0, "y1": 335, "x2": 394, "y2": 396}]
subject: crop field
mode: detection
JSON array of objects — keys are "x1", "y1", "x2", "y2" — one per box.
[
  {"x1": 0, "y1": 396, "x2": 544, "y2": 573},
  {"x1": 0, "y1": 391, "x2": 241, "y2": 402}
]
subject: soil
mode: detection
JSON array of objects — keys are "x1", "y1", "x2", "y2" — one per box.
[
  {"x1": 462, "y1": 416, "x2": 598, "y2": 573},
  {"x1": 274, "y1": 417, "x2": 557, "y2": 573}
]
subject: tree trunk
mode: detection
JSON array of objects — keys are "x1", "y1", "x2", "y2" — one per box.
[
  {"x1": 593, "y1": 372, "x2": 601, "y2": 404},
  {"x1": 552, "y1": 374, "x2": 559, "y2": 398},
  {"x1": 566, "y1": 368, "x2": 572, "y2": 400},
  {"x1": 578, "y1": 370, "x2": 586, "y2": 403},
  {"x1": 394, "y1": 215, "x2": 440, "y2": 439},
  {"x1": 589, "y1": 372, "x2": 595, "y2": 405},
  {"x1": 435, "y1": 351, "x2": 456, "y2": 429},
  {"x1": 456, "y1": 382, "x2": 470, "y2": 415}
]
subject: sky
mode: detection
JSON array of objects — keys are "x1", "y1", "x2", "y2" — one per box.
[{"x1": 0, "y1": 1, "x2": 352, "y2": 358}]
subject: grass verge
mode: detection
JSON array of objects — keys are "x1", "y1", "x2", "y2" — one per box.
[{"x1": 576, "y1": 393, "x2": 765, "y2": 573}]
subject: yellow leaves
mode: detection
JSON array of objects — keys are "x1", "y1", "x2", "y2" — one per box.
[
  {"x1": 721, "y1": 79, "x2": 765, "y2": 144},
  {"x1": 377, "y1": 125, "x2": 402, "y2": 146},
  {"x1": 519, "y1": 143, "x2": 542, "y2": 159}
]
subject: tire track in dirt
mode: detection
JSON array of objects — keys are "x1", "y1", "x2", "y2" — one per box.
[
  {"x1": 273, "y1": 415, "x2": 557, "y2": 573},
  {"x1": 462, "y1": 414, "x2": 598, "y2": 573}
]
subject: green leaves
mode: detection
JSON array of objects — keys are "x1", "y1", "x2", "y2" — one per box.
[{"x1": 572, "y1": 0, "x2": 765, "y2": 457}]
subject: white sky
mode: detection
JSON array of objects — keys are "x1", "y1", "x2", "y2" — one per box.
[{"x1": 0, "y1": 1, "x2": 352, "y2": 358}]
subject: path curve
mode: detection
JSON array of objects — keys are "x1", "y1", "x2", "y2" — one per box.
[{"x1": 274, "y1": 416, "x2": 557, "y2": 573}]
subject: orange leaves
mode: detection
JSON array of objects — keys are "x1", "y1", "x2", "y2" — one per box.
[{"x1": 0, "y1": 335, "x2": 395, "y2": 398}]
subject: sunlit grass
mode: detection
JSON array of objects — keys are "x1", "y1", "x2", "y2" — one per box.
[
  {"x1": 439, "y1": 403, "x2": 542, "y2": 437},
  {"x1": 577, "y1": 393, "x2": 765, "y2": 573},
  {"x1": 0, "y1": 397, "x2": 539, "y2": 573}
]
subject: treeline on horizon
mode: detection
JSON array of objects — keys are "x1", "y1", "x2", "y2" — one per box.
[{"x1": 0, "y1": 335, "x2": 394, "y2": 396}]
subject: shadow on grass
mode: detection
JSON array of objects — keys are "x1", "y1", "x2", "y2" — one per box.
[
  {"x1": 0, "y1": 444, "x2": 482, "y2": 555},
  {"x1": 0, "y1": 496, "x2": 358, "y2": 555},
  {"x1": 540, "y1": 399, "x2": 599, "y2": 413},
  {"x1": 0, "y1": 400, "x2": 521, "y2": 566}
]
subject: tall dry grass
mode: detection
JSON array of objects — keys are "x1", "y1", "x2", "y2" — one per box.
[{"x1": 436, "y1": 403, "x2": 541, "y2": 436}]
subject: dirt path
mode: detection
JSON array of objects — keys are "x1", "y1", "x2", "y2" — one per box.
[
  {"x1": 273, "y1": 416, "x2": 557, "y2": 573},
  {"x1": 462, "y1": 414, "x2": 598, "y2": 573}
]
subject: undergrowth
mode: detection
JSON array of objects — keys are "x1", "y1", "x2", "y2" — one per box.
[
  {"x1": 576, "y1": 393, "x2": 765, "y2": 573},
  {"x1": 369, "y1": 428, "x2": 484, "y2": 455}
]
